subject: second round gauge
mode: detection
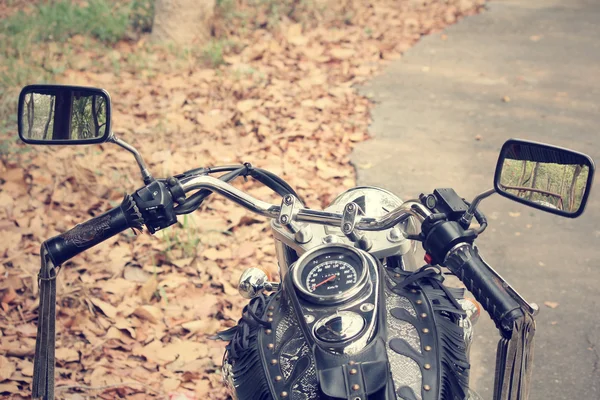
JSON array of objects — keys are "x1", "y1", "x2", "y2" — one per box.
[{"x1": 306, "y1": 261, "x2": 358, "y2": 295}]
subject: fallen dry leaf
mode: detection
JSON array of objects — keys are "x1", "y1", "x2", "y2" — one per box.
[
  {"x1": 133, "y1": 305, "x2": 162, "y2": 324},
  {"x1": 90, "y1": 298, "x2": 118, "y2": 319},
  {"x1": 182, "y1": 319, "x2": 221, "y2": 335},
  {"x1": 544, "y1": 301, "x2": 559, "y2": 309},
  {"x1": 55, "y1": 348, "x2": 79, "y2": 363},
  {"x1": 139, "y1": 275, "x2": 158, "y2": 303},
  {"x1": 0, "y1": 356, "x2": 16, "y2": 381}
]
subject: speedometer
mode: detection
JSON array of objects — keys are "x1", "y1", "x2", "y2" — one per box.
[
  {"x1": 306, "y1": 260, "x2": 358, "y2": 295},
  {"x1": 292, "y1": 244, "x2": 368, "y2": 304}
]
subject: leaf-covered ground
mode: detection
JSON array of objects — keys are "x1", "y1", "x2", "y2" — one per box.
[{"x1": 0, "y1": 1, "x2": 484, "y2": 398}]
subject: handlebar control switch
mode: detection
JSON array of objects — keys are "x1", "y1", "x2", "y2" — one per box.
[
  {"x1": 433, "y1": 188, "x2": 469, "y2": 220},
  {"x1": 133, "y1": 180, "x2": 178, "y2": 234}
]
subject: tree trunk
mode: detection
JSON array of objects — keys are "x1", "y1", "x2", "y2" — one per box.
[
  {"x1": 518, "y1": 160, "x2": 528, "y2": 186},
  {"x1": 42, "y1": 97, "x2": 55, "y2": 140},
  {"x1": 558, "y1": 165, "x2": 568, "y2": 199},
  {"x1": 568, "y1": 165, "x2": 582, "y2": 211},
  {"x1": 527, "y1": 162, "x2": 540, "y2": 200},
  {"x1": 27, "y1": 93, "x2": 34, "y2": 138},
  {"x1": 152, "y1": 0, "x2": 215, "y2": 45}
]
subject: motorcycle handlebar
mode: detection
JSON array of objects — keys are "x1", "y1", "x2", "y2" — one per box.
[
  {"x1": 179, "y1": 175, "x2": 431, "y2": 230},
  {"x1": 444, "y1": 243, "x2": 524, "y2": 335},
  {"x1": 43, "y1": 195, "x2": 142, "y2": 266}
]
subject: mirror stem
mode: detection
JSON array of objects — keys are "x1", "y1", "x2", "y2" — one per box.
[
  {"x1": 459, "y1": 188, "x2": 496, "y2": 229},
  {"x1": 108, "y1": 133, "x2": 154, "y2": 184}
]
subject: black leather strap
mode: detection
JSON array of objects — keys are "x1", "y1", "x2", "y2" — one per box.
[{"x1": 32, "y1": 244, "x2": 57, "y2": 400}]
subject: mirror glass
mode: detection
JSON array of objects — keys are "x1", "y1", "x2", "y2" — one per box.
[
  {"x1": 18, "y1": 85, "x2": 111, "y2": 144},
  {"x1": 495, "y1": 140, "x2": 594, "y2": 217}
]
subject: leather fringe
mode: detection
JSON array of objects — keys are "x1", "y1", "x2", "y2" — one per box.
[{"x1": 32, "y1": 244, "x2": 57, "y2": 400}]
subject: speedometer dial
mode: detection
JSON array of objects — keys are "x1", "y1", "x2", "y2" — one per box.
[
  {"x1": 306, "y1": 261, "x2": 358, "y2": 295},
  {"x1": 292, "y1": 244, "x2": 368, "y2": 304}
]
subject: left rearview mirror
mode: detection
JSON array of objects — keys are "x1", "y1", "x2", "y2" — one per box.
[
  {"x1": 18, "y1": 84, "x2": 111, "y2": 145},
  {"x1": 495, "y1": 139, "x2": 595, "y2": 218}
]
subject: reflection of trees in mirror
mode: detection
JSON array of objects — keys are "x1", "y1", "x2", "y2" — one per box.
[
  {"x1": 70, "y1": 94, "x2": 107, "y2": 140},
  {"x1": 23, "y1": 93, "x2": 56, "y2": 140},
  {"x1": 500, "y1": 159, "x2": 589, "y2": 212}
]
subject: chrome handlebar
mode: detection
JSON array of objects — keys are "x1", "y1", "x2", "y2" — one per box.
[{"x1": 180, "y1": 175, "x2": 431, "y2": 231}]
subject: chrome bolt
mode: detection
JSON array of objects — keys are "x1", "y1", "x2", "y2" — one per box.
[
  {"x1": 343, "y1": 223, "x2": 352, "y2": 232},
  {"x1": 284, "y1": 195, "x2": 293, "y2": 205},
  {"x1": 346, "y1": 203, "x2": 355, "y2": 212},
  {"x1": 280, "y1": 215, "x2": 289, "y2": 224},
  {"x1": 360, "y1": 303, "x2": 374, "y2": 312}
]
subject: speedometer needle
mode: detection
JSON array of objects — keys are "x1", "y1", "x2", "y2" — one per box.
[{"x1": 313, "y1": 275, "x2": 336, "y2": 289}]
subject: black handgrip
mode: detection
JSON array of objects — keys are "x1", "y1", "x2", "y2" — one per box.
[
  {"x1": 44, "y1": 195, "x2": 143, "y2": 266},
  {"x1": 445, "y1": 244, "x2": 524, "y2": 334}
]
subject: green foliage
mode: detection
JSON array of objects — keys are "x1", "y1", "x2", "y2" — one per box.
[
  {"x1": 0, "y1": 1, "x2": 131, "y2": 45},
  {"x1": 202, "y1": 40, "x2": 229, "y2": 68},
  {"x1": 160, "y1": 215, "x2": 201, "y2": 259},
  {"x1": 130, "y1": 0, "x2": 155, "y2": 33}
]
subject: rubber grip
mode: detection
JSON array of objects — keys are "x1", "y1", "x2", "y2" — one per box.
[
  {"x1": 43, "y1": 196, "x2": 140, "y2": 265},
  {"x1": 445, "y1": 244, "x2": 524, "y2": 334}
]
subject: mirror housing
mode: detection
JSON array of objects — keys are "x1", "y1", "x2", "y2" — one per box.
[
  {"x1": 494, "y1": 139, "x2": 595, "y2": 218},
  {"x1": 18, "y1": 84, "x2": 111, "y2": 145}
]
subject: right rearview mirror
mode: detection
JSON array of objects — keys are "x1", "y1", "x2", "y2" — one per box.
[
  {"x1": 18, "y1": 84, "x2": 111, "y2": 145},
  {"x1": 495, "y1": 139, "x2": 595, "y2": 218}
]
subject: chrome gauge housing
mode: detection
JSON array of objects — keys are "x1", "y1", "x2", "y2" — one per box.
[{"x1": 291, "y1": 243, "x2": 368, "y2": 304}]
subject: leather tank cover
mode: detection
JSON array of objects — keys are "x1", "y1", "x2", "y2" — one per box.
[{"x1": 224, "y1": 265, "x2": 470, "y2": 400}]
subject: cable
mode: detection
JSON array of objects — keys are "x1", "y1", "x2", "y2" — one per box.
[
  {"x1": 173, "y1": 163, "x2": 303, "y2": 215},
  {"x1": 174, "y1": 167, "x2": 245, "y2": 215}
]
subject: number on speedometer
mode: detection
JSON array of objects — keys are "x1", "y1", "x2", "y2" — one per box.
[{"x1": 306, "y1": 261, "x2": 358, "y2": 295}]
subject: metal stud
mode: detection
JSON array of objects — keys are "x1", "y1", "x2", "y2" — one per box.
[
  {"x1": 281, "y1": 391, "x2": 288, "y2": 397},
  {"x1": 424, "y1": 363, "x2": 431, "y2": 370},
  {"x1": 268, "y1": 318, "x2": 274, "y2": 322},
  {"x1": 267, "y1": 343, "x2": 274, "y2": 350},
  {"x1": 271, "y1": 359, "x2": 278, "y2": 365},
  {"x1": 394, "y1": 273, "x2": 401, "y2": 278},
  {"x1": 424, "y1": 385, "x2": 431, "y2": 391},
  {"x1": 275, "y1": 375, "x2": 282, "y2": 382},
  {"x1": 421, "y1": 313, "x2": 427, "y2": 318},
  {"x1": 422, "y1": 328, "x2": 429, "y2": 334},
  {"x1": 349, "y1": 360, "x2": 356, "y2": 365},
  {"x1": 265, "y1": 329, "x2": 272, "y2": 335},
  {"x1": 350, "y1": 368, "x2": 358, "y2": 375},
  {"x1": 424, "y1": 345, "x2": 432, "y2": 352},
  {"x1": 411, "y1": 289, "x2": 418, "y2": 294},
  {"x1": 268, "y1": 306, "x2": 274, "y2": 311},
  {"x1": 352, "y1": 384, "x2": 360, "y2": 391},
  {"x1": 416, "y1": 300, "x2": 423, "y2": 305},
  {"x1": 267, "y1": 312, "x2": 273, "y2": 317}
]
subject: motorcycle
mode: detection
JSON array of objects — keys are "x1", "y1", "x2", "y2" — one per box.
[{"x1": 17, "y1": 85, "x2": 595, "y2": 400}]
